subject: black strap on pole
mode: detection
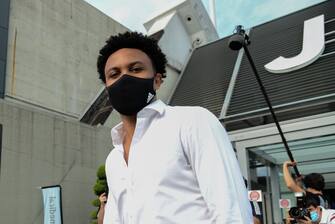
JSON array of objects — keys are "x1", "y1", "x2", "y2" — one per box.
[{"x1": 228, "y1": 25, "x2": 300, "y2": 177}]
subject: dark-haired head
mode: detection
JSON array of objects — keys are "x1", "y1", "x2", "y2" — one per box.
[
  {"x1": 97, "y1": 31, "x2": 167, "y2": 83},
  {"x1": 303, "y1": 173, "x2": 325, "y2": 191},
  {"x1": 305, "y1": 192, "x2": 320, "y2": 208}
]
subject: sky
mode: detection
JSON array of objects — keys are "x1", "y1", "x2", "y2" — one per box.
[{"x1": 84, "y1": 0, "x2": 326, "y2": 38}]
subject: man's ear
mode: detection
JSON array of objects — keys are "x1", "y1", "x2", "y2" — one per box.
[{"x1": 154, "y1": 73, "x2": 163, "y2": 90}]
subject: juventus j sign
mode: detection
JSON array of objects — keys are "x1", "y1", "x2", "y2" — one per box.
[{"x1": 264, "y1": 14, "x2": 325, "y2": 73}]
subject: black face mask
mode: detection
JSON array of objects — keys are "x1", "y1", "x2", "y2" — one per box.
[{"x1": 106, "y1": 75, "x2": 156, "y2": 116}]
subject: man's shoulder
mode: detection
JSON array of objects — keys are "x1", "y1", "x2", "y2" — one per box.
[
  {"x1": 165, "y1": 105, "x2": 219, "y2": 131},
  {"x1": 327, "y1": 212, "x2": 335, "y2": 223},
  {"x1": 322, "y1": 208, "x2": 335, "y2": 222},
  {"x1": 167, "y1": 105, "x2": 214, "y2": 119},
  {"x1": 326, "y1": 208, "x2": 335, "y2": 215}
]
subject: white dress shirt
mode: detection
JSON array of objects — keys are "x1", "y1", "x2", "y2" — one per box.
[
  {"x1": 104, "y1": 100, "x2": 253, "y2": 224},
  {"x1": 320, "y1": 206, "x2": 335, "y2": 223}
]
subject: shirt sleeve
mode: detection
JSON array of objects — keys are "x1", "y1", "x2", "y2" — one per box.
[
  {"x1": 103, "y1": 153, "x2": 121, "y2": 224},
  {"x1": 182, "y1": 107, "x2": 253, "y2": 224}
]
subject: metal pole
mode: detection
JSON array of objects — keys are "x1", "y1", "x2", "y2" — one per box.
[{"x1": 242, "y1": 45, "x2": 301, "y2": 177}]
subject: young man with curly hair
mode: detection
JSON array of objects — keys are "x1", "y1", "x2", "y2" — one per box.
[{"x1": 97, "y1": 31, "x2": 252, "y2": 224}]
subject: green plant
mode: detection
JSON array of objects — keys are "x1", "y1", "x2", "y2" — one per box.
[
  {"x1": 97, "y1": 165, "x2": 106, "y2": 180},
  {"x1": 93, "y1": 179, "x2": 107, "y2": 196},
  {"x1": 90, "y1": 210, "x2": 98, "y2": 219},
  {"x1": 90, "y1": 165, "x2": 107, "y2": 223},
  {"x1": 91, "y1": 198, "x2": 100, "y2": 207}
]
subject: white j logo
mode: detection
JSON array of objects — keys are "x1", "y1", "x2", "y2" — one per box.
[{"x1": 264, "y1": 14, "x2": 325, "y2": 73}]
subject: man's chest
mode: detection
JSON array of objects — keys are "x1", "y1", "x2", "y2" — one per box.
[{"x1": 109, "y1": 121, "x2": 190, "y2": 201}]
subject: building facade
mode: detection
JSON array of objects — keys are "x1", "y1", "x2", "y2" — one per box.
[{"x1": 170, "y1": 0, "x2": 335, "y2": 223}]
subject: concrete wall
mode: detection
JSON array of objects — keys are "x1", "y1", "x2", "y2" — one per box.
[
  {"x1": 0, "y1": 99, "x2": 112, "y2": 224},
  {"x1": 5, "y1": 0, "x2": 128, "y2": 118},
  {"x1": 157, "y1": 65, "x2": 180, "y2": 103},
  {"x1": 0, "y1": 0, "x2": 10, "y2": 98},
  {"x1": 0, "y1": 0, "x2": 133, "y2": 223},
  {"x1": 160, "y1": 13, "x2": 192, "y2": 68}
]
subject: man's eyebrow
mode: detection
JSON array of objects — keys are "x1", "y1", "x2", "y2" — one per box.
[
  {"x1": 128, "y1": 61, "x2": 145, "y2": 67},
  {"x1": 106, "y1": 61, "x2": 145, "y2": 74}
]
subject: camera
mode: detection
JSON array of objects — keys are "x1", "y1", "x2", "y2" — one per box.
[
  {"x1": 289, "y1": 192, "x2": 309, "y2": 223},
  {"x1": 289, "y1": 207, "x2": 309, "y2": 219}
]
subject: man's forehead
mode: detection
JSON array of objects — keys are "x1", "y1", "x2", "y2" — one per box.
[
  {"x1": 105, "y1": 48, "x2": 152, "y2": 71},
  {"x1": 307, "y1": 205, "x2": 317, "y2": 210},
  {"x1": 107, "y1": 48, "x2": 151, "y2": 67},
  {"x1": 110, "y1": 48, "x2": 149, "y2": 60}
]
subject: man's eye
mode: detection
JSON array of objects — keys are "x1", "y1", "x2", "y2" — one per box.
[
  {"x1": 130, "y1": 67, "x2": 143, "y2": 72},
  {"x1": 108, "y1": 72, "x2": 119, "y2": 79}
]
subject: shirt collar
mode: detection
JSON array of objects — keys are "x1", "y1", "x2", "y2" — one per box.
[
  {"x1": 111, "y1": 99, "x2": 166, "y2": 146},
  {"x1": 137, "y1": 99, "x2": 166, "y2": 117},
  {"x1": 319, "y1": 206, "x2": 326, "y2": 223}
]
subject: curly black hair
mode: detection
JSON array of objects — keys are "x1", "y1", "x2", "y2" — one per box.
[{"x1": 97, "y1": 31, "x2": 167, "y2": 83}]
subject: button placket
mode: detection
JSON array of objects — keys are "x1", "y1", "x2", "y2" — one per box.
[{"x1": 125, "y1": 113, "x2": 149, "y2": 223}]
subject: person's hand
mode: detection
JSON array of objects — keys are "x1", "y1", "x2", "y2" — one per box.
[
  {"x1": 295, "y1": 175, "x2": 304, "y2": 182},
  {"x1": 286, "y1": 217, "x2": 295, "y2": 224},
  {"x1": 284, "y1": 161, "x2": 297, "y2": 167},
  {"x1": 99, "y1": 192, "x2": 107, "y2": 207},
  {"x1": 296, "y1": 216, "x2": 313, "y2": 224}
]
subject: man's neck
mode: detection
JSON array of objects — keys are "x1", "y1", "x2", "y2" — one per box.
[
  {"x1": 120, "y1": 114, "x2": 137, "y2": 164},
  {"x1": 121, "y1": 114, "x2": 137, "y2": 139},
  {"x1": 318, "y1": 206, "x2": 322, "y2": 224}
]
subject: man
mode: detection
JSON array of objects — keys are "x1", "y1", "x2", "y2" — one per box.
[
  {"x1": 289, "y1": 193, "x2": 335, "y2": 224},
  {"x1": 283, "y1": 161, "x2": 331, "y2": 208},
  {"x1": 97, "y1": 31, "x2": 252, "y2": 223}
]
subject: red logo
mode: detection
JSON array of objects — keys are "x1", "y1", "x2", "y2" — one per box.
[
  {"x1": 280, "y1": 199, "x2": 290, "y2": 208},
  {"x1": 249, "y1": 191, "x2": 260, "y2": 201}
]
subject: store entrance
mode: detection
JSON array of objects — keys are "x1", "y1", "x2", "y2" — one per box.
[
  {"x1": 246, "y1": 134, "x2": 335, "y2": 223},
  {"x1": 248, "y1": 150, "x2": 281, "y2": 224}
]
